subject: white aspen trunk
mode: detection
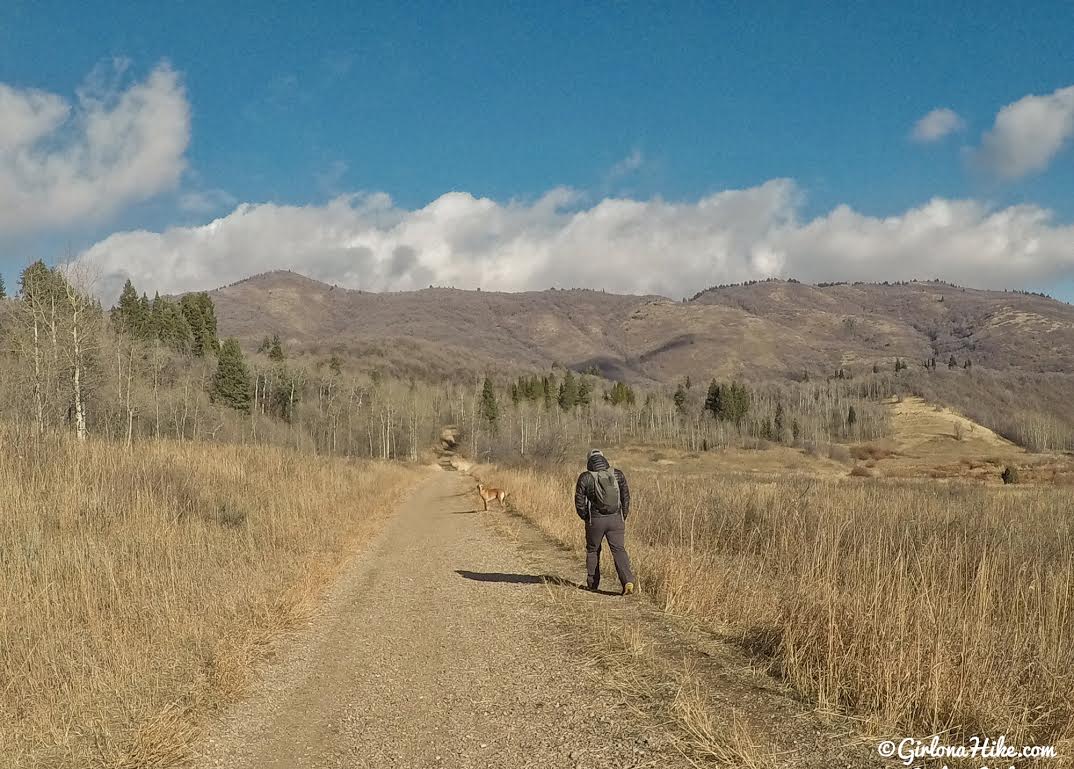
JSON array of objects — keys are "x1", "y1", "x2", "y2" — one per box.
[
  {"x1": 288, "y1": 378, "x2": 296, "y2": 425},
  {"x1": 70, "y1": 300, "x2": 87, "y2": 442},
  {"x1": 125, "y1": 344, "x2": 135, "y2": 449},
  {"x1": 519, "y1": 407, "x2": 526, "y2": 456},
  {"x1": 409, "y1": 404, "x2": 418, "y2": 462},
  {"x1": 153, "y1": 351, "x2": 161, "y2": 440},
  {"x1": 31, "y1": 311, "x2": 44, "y2": 437},
  {"x1": 470, "y1": 390, "x2": 478, "y2": 458}
]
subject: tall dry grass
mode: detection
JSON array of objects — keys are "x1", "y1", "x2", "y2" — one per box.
[
  {"x1": 491, "y1": 464, "x2": 1074, "y2": 755},
  {"x1": 0, "y1": 436, "x2": 413, "y2": 768}
]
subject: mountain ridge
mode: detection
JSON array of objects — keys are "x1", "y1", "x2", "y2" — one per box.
[{"x1": 208, "y1": 270, "x2": 1074, "y2": 383}]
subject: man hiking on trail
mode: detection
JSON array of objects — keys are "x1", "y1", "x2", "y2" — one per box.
[{"x1": 575, "y1": 449, "x2": 636, "y2": 595}]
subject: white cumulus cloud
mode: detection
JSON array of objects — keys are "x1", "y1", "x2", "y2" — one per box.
[
  {"x1": 0, "y1": 61, "x2": 190, "y2": 235},
  {"x1": 973, "y1": 84, "x2": 1074, "y2": 178},
  {"x1": 911, "y1": 108, "x2": 965, "y2": 142},
  {"x1": 78, "y1": 180, "x2": 1074, "y2": 303}
]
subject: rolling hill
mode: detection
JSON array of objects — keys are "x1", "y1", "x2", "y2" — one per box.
[{"x1": 209, "y1": 271, "x2": 1074, "y2": 384}]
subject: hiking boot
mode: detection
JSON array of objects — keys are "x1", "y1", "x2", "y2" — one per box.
[{"x1": 622, "y1": 582, "x2": 635, "y2": 596}]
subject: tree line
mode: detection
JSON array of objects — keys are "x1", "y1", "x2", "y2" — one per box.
[{"x1": 0, "y1": 265, "x2": 894, "y2": 462}]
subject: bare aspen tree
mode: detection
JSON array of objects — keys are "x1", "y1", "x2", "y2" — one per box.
[
  {"x1": 150, "y1": 342, "x2": 167, "y2": 440},
  {"x1": 407, "y1": 384, "x2": 419, "y2": 461},
  {"x1": 58, "y1": 262, "x2": 103, "y2": 442},
  {"x1": 117, "y1": 340, "x2": 137, "y2": 448}
]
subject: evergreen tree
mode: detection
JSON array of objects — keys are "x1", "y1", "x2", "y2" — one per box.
[
  {"x1": 268, "y1": 334, "x2": 285, "y2": 362},
  {"x1": 703, "y1": 379, "x2": 720, "y2": 417},
  {"x1": 774, "y1": 402, "x2": 785, "y2": 437},
  {"x1": 266, "y1": 371, "x2": 301, "y2": 422},
  {"x1": 152, "y1": 295, "x2": 193, "y2": 352},
  {"x1": 791, "y1": 418, "x2": 801, "y2": 442},
  {"x1": 704, "y1": 380, "x2": 753, "y2": 423},
  {"x1": 577, "y1": 377, "x2": 592, "y2": 407},
  {"x1": 730, "y1": 382, "x2": 751, "y2": 424},
  {"x1": 0, "y1": 272, "x2": 6, "y2": 299},
  {"x1": 525, "y1": 375, "x2": 541, "y2": 401},
  {"x1": 542, "y1": 375, "x2": 554, "y2": 409},
  {"x1": 848, "y1": 404, "x2": 857, "y2": 428},
  {"x1": 19, "y1": 262, "x2": 72, "y2": 320},
  {"x1": 480, "y1": 377, "x2": 499, "y2": 425},
  {"x1": 329, "y1": 355, "x2": 343, "y2": 376},
  {"x1": 673, "y1": 383, "x2": 688, "y2": 415},
  {"x1": 180, "y1": 292, "x2": 220, "y2": 357},
  {"x1": 510, "y1": 382, "x2": 520, "y2": 406},
  {"x1": 872, "y1": 362, "x2": 879, "y2": 374},
  {"x1": 706, "y1": 381, "x2": 751, "y2": 424},
  {"x1": 257, "y1": 337, "x2": 271, "y2": 354},
  {"x1": 606, "y1": 381, "x2": 635, "y2": 406},
  {"x1": 558, "y1": 370, "x2": 578, "y2": 411},
  {"x1": 211, "y1": 339, "x2": 252, "y2": 413},
  {"x1": 110, "y1": 279, "x2": 151, "y2": 337},
  {"x1": 150, "y1": 292, "x2": 164, "y2": 336},
  {"x1": 948, "y1": 355, "x2": 958, "y2": 369},
  {"x1": 111, "y1": 279, "x2": 139, "y2": 329}
]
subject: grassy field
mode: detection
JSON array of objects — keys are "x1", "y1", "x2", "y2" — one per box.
[
  {"x1": 485, "y1": 460, "x2": 1074, "y2": 756},
  {"x1": 0, "y1": 437, "x2": 413, "y2": 769}
]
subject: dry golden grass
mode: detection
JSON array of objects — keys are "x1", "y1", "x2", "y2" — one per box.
[
  {"x1": 855, "y1": 397, "x2": 1074, "y2": 484},
  {"x1": 0, "y1": 436, "x2": 413, "y2": 769},
  {"x1": 489, "y1": 462, "x2": 1074, "y2": 756}
]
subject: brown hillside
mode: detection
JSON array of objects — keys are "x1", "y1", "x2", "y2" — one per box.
[
  {"x1": 691, "y1": 279, "x2": 1074, "y2": 373},
  {"x1": 210, "y1": 272, "x2": 1074, "y2": 383}
]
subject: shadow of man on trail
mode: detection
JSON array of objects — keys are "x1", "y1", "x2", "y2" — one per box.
[{"x1": 454, "y1": 571, "x2": 619, "y2": 595}]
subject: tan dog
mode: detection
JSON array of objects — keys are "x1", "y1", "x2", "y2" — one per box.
[{"x1": 476, "y1": 482, "x2": 507, "y2": 511}]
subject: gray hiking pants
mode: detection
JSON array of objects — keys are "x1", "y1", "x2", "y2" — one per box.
[{"x1": 585, "y1": 513, "x2": 635, "y2": 590}]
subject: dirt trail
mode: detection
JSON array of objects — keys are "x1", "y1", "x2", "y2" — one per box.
[
  {"x1": 196, "y1": 471, "x2": 882, "y2": 769},
  {"x1": 195, "y1": 472, "x2": 691, "y2": 769}
]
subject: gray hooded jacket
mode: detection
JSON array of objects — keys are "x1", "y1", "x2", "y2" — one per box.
[{"x1": 574, "y1": 451, "x2": 630, "y2": 521}]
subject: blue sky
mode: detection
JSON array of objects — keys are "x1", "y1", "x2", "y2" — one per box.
[{"x1": 2, "y1": 1, "x2": 1074, "y2": 301}]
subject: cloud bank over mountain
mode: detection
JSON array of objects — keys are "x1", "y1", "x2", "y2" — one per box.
[{"x1": 80, "y1": 180, "x2": 1074, "y2": 301}]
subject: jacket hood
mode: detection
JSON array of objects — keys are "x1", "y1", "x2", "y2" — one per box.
[{"x1": 586, "y1": 450, "x2": 609, "y2": 471}]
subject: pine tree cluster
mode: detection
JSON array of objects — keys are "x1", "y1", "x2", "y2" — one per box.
[
  {"x1": 703, "y1": 380, "x2": 752, "y2": 424},
  {"x1": 110, "y1": 279, "x2": 219, "y2": 356},
  {"x1": 605, "y1": 381, "x2": 636, "y2": 406}
]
